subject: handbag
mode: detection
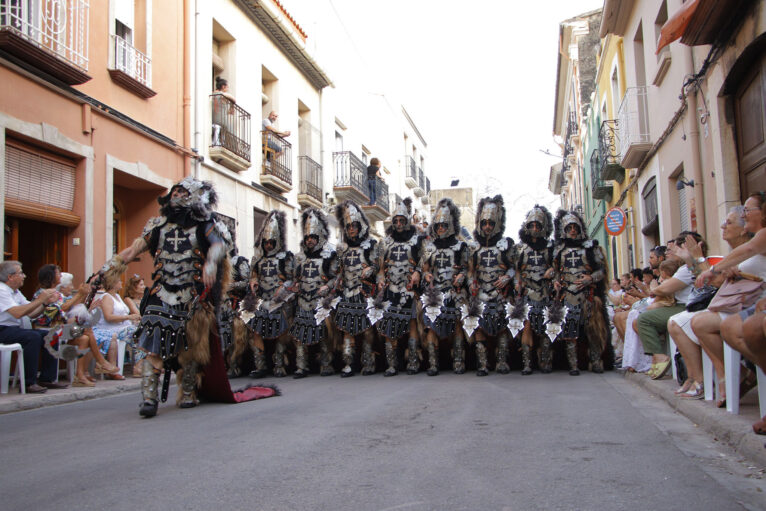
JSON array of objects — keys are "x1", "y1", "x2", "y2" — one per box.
[
  {"x1": 707, "y1": 278, "x2": 766, "y2": 314},
  {"x1": 685, "y1": 284, "x2": 717, "y2": 312}
]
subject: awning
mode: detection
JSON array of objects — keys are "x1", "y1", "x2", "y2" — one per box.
[
  {"x1": 657, "y1": 0, "x2": 749, "y2": 54},
  {"x1": 656, "y1": 0, "x2": 701, "y2": 54}
]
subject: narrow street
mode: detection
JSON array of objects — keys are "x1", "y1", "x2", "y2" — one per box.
[{"x1": 2, "y1": 372, "x2": 764, "y2": 511}]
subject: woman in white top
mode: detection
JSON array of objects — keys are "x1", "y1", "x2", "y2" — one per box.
[
  {"x1": 91, "y1": 274, "x2": 140, "y2": 381},
  {"x1": 668, "y1": 206, "x2": 751, "y2": 398},
  {"x1": 692, "y1": 192, "x2": 766, "y2": 407}
]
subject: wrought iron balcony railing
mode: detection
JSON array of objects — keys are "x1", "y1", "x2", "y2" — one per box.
[
  {"x1": 0, "y1": 0, "x2": 90, "y2": 83},
  {"x1": 112, "y1": 34, "x2": 151, "y2": 87},
  {"x1": 298, "y1": 155, "x2": 322, "y2": 204},
  {"x1": 404, "y1": 156, "x2": 417, "y2": 188},
  {"x1": 334, "y1": 151, "x2": 368, "y2": 198},
  {"x1": 210, "y1": 94, "x2": 251, "y2": 163},
  {"x1": 372, "y1": 177, "x2": 389, "y2": 213},
  {"x1": 590, "y1": 148, "x2": 613, "y2": 201},
  {"x1": 598, "y1": 119, "x2": 625, "y2": 183},
  {"x1": 261, "y1": 130, "x2": 292, "y2": 185},
  {"x1": 568, "y1": 109, "x2": 579, "y2": 137},
  {"x1": 426, "y1": 176, "x2": 430, "y2": 194},
  {"x1": 618, "y1": 86, "x2": 652, "y2": 168}
]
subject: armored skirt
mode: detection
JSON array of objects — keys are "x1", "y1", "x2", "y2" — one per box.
[
  {"x1": 423, "y1": 297, "x2": 461, "y2": 340},
  {"x1": 334, "y1": 294, "x2": 372, "y2": 336},
  {"x1": 524, "y1": 297, "x2": 548, "y2": 336},
  {"x1": 290, "y1": 308, "x2": 326, "y2": 345},
  {"x1": 376, "y1": 291, "x2": 416, "y2": 340},
  {"x1": 477, "y1": 300, "x2": 507, "y2": 337},
  {"x1": 134, "y1": 296, "x2": 191, "y2": 360},
  {"x1": 249, "y1": 307, "x2": 290, "y2": 339}
]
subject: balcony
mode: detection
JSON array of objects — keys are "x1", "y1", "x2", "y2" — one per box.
[
  {"x1": 333, "y1": 151, "x2": 369, "y2": 205},
  {"x1": 297, "y1": 155, "x2": 323, "y2": 209},
  {"x1": 590, "y1": 149, "x2": 613, "y2": 201},
  {"x1": 108, "y1": 35, "x2": 155, "y2": 98},
  {"x1": 618, "y1": 86, "x2": 652, "y2": 168},
  {"x1": 598, "y1": 120, "x2": 625, "y2": 183},
  {"x1": 404, "y1": 156, "x2": 417, "y2": 188},
  {"x1": 421, "y1": 176, "x2": 430, "y2": 204},
  {"x1": 209, "y1": 94, "x2": 251, "y2": 172},
  {"x1": 361, "y1": 177, "x2": 390, "y2": 223},
  {"x1": 0, "y1": 0, "x2": 91, "y2": 84},
  {"x1": 567, "y1": 110, "x2": 580, "y2": 144},
  {"x1": 413, "y1": 166, "x2": 425, "y2": 197},
  {"x1": 261, "y1": 131, "x2": 292, "y2": 192}
]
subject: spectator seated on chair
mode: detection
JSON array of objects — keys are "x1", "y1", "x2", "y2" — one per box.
[
  {"x1": 90, "y1": 274, "x2": 139, "y2": 381},
  {"x1": 693, "y1": 192, "x2": 766, "y2": 408},
  {"x1": 0, "y1": 261, "x2": 68, "y2": 393},
  {"x1": 122, "y1": 274, "x2": 147, "y2": 378}
]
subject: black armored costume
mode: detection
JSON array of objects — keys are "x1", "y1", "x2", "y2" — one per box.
[
  {"x1": 515, "y1": 205, "x2": 554, "y2": 374},
  {"x1": 245, "y1": 210, "x2": 295, "y2": 377},
  {"x1": 420, "y1": 198, "x2": 469, "y2": 376},
  {"x1": 333, "y1": 201, "x2": 379, "y2": 377},
  {"x1": 466, "y1": 195, "x2": 515, "y2": 376},
  {"x1": 222, "y1": 247, "x2": 251, "y2": 377},
  {"x1": 290, "y1": 207, "x2": 339, "y2": 378},
  {"x1": 375, "y1": 197, "x2": 426, "y2": 376},
  {"x1": 550, "y1": 209, "x2": 609, "y2": 375}
]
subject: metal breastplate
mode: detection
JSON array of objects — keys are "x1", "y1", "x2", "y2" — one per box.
[
  {"x1": 519, "y1": 244, "x2": 550, "y2": 299},
  {"x1": 476, "y1": 245, "x2": 507, "y2": 301},
  {"x1": 383, "y1": 236, "x2": 417, "y2": 293},
  {"x1": 297, "y1": 255, "x2": 327, "y2": 311},
  {"x1": 559, "y1": 246, "x2": 590, "y2": 294},
  {"x1": 229, "y1": 256, "x2": 250, "y2": 301},
  {"x1": 341, "y1": 245, "x2": 367, "y2": 298},
  {"x1": 431, "y1": 247, "x2": 459, "y2": 294},
  {"x1": 152, "y1": 222, "x2": 204, "y2": 306},
  {"x1": 256, "y1": 255, "x2": 283, "y2": 300}
]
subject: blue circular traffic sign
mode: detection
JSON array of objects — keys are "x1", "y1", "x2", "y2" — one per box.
[{"x1": 604, "y1": 207, "x2": 627, "y2": 236}]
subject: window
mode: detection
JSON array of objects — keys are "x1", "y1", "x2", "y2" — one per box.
[{"x1": 654, "y1": 1, "x2": 668, "y2": 53}]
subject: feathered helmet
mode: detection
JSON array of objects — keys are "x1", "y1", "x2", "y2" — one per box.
[
  {"x1": 387, "y1": 197, "x2": 413, "y2": 233},
  {"x1": 255, "y1": 210, "x2": 287, "y2": 256},
  {"x1": 474, "y1": 195, "x2": 505, "y2": 239},
  {"x1": 301, "y1": 207, "x2": 329, "y2": 250},
  {"x1": 158, "y1": 176, "x2": 218, "y2": 221},
  {"x1": 554, "y1": 208, "x2": 587, "y2": 242},
  {"x1": 335, "y1": 200, "x2": 370, "y2": 242},
  {"x1": 520, "y1": 204, "x2": 553, "y2": 242},
  {"x1": 429, "y1": 198, "x2": 460, "y2": 239}
]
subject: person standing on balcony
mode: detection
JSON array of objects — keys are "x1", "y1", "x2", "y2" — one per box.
[
  {"x1": 212, "y1": 77, "x2": 236, "y2": 147},
  {"x1": 366, "y1": 157, "x2": 384, "y2": 206},
  {"x1": 262, "y1": 111, "x2": 290, "y2": 160}
]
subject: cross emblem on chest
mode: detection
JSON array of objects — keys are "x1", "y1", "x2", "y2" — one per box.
[
  {"x1": 435, "y1": 251, "x2": 451, "y2": 268},
  {"x1": 166, "y1": 229, "x2": 187, "y2": 251},
  {"x1": 261, "y1": 260, "x2": 278, "y2": 277},
  {"x1": 528, "y1": 251, "x2": 544, "y2": 266},
  {"x1": 391, "y1": 245, "x2": 408, "y2": 262},
  {"x1": 345, "y1": 250, "x2": 361, "y2": 267},
  {"x1": 303, "y1": 262, "x2": 319, "y2": 279},
  {"x1": 481, "y1": 249, "x2": 496, "y2": 268},
  {"x1": 565, "y1": 250, "x2": 581, "y2": 269}
]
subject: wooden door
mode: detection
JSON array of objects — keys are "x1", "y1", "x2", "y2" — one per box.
[{"x1": 735, "y1": 51, "x2": 766, "y2": 199}]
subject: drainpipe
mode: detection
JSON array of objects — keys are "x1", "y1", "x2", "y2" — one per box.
[
  {"x1": 684, "y1": 47, "x2": 706, "y2": 237},
  {"x1": 193, "y1": 0, "x2": 200, "y2": 179},
  {"x1": 183, "y1": 0, "x2": 192, "y2": 177}
]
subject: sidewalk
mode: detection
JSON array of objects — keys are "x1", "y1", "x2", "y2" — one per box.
[
  {"x1": 624, "y1": 370, "x2": 766, "y2": 468},
  {"x1": 0, "y1": 376, "x2": 145, "y2": 414}
]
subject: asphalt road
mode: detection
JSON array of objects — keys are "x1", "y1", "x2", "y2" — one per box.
[{"x1": 1, "y1": 372, "x2": 764, "y2": 511}]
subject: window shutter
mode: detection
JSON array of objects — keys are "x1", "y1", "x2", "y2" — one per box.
[
  {"x1": 5, "y1": 144, "x2": 76, "y2": 211},
  {"x1": 679, "y1": 176, "x2": 690, "y2": 232}
]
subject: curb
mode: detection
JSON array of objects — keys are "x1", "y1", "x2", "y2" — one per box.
[
  {"x1": 624, "y1": 371, "x2": 766, "y2": 468},
  {"x1": 0, "y1": 379, "x2": 143, "y2": 415}
]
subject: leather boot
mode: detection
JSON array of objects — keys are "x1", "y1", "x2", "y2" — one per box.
[
  {"x1": 566, "y1": 341, "x2": 580, "y2": 376},
  {"x1": 406, "y1": 337, "x2": 419, "y2": 375},
  {"x1": 178, "y1": 361, "x2": 199, "y2": 409},
  {"x1": 521, "y1": 344, "x2": 533, "y2": 375},
  {"x1": 249, "y1": 346, "x2": 268, "y2": 379},
  {"x1": 340, "y1": 338, "x2": 355, "y2": 378},
  {"x1": 496, "y1": 334, "x2": 510, "y2": 374},
  {"x1": 452, "y1": 337, "x2": 465, "y2": 374},
  {"x1": 475, "y1": 342, "x2": 488, "y2": 376},
  {"x1": 319, "y1": 341, "x2": 334, "y2": 376},
  {"x1": 589, "y1": 337, "x2": 604, "y2": 373},
  {"x1": 426, "y1": 342, "x2": 439, "y2": 376},
  {"x1": 294, "y1": 344, "x2": 309, "y2": 379},
  {"x1": 539, "y1": 340, "x2": 553, "y2": 373},
  {"x1": 361, "y1": 340, "x2": 375, "y2": 375},
  {"x1": 384, "y1": 340, "x2": 398, "y2": 376},
  {"x1": 139, "y1": 362, "x2": 160, "y2": 418},
  {"x1": 272, "y1": 341, "x2": 287, "y2": 377}
]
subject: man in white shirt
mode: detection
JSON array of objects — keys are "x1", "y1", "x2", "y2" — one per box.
[
  {"x1": 0, "y1": 261, "x2": 67, "y2": 393},
  {"x1": 262, "y1": 111, "x2": 290, "y2": 158}
]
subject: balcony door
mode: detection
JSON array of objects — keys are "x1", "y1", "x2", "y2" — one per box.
[{"x1": 735, "y1": 50, "x2": 766, "y2": 199}]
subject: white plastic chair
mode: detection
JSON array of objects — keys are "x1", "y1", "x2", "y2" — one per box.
[
  {"x1": 702, "y1": 351, "x2": 715, "y2": 401},
  {"x1": 116, "y1": 339, "x2": 127, "y2": 376},
  {"x1": 723, "y1": 343, "x2": 765, "y2": 415},
  {"x1": 0, "y1": 343, "x2": 26, "y2": 394},
  {"x1": 757, "y1": 366, "x2": 766, "y2": 418}
]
